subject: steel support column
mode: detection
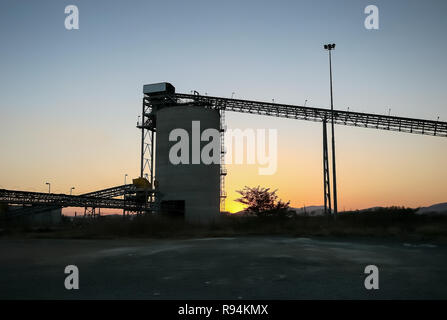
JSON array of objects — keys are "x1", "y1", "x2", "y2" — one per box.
[
  {"x1": 323, "y1": 119, "x2": 332, "y2": 214},
  {"x1": 138, "y1": 97, "x2": 156, "y2": 188},
  {"x1": 140, "y1": 98, "x2": 145, "y2": 178}
]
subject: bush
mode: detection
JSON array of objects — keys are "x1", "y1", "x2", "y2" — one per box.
[{"x1": 235, "y1": 185, "x2": 291, "y2": 217}]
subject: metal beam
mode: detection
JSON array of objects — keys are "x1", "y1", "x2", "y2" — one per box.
[
  {"x1": 0, "y1": 188, "x2": 156, "y2": 217},
  {"x1": 171, "y1": 93, "x2": 447, "y2": 137}
]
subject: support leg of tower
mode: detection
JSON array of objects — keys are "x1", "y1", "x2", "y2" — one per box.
[{"x1": 323, "y1": 120, "x2": 332, "y2": 214}]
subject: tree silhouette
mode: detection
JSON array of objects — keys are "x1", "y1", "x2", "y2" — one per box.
[{"x1": 235, "y1": 185, "x2": 290, "y2": 216}]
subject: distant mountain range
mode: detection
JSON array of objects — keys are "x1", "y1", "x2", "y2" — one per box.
[
  {"x1": 416, "y1": 202, "x2": 447, "y2": 215},
  {"x1": 292, "y1": 205, "x2": 325, "y2": 216},
  {"x1": 233, "y1": 202, "x2": 447, "y2": 216}
]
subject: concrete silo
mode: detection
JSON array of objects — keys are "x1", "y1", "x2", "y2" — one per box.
[{"x1": 153, "y1": 94, "x2": 221, "y2": 223}]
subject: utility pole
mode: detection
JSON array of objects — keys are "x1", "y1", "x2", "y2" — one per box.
[{"x1": 324, "y1": 43, "x2": 338, "y2": 215}]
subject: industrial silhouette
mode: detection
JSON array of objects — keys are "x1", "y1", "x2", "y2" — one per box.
[{"x1": 1, "y1": 82, "x2": 446, "y2": 224}]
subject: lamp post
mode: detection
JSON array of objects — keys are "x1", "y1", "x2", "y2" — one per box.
[
  {"x1": 124, "y1": 174, "x2": 128, "y2": 185},
  {"x1": 70, "y1": 187, "x2": 75, "y2": 196},
  {"x1": 324, "y1": 43, "x2": 338, "y2": 215},
  {"x1": 45, "y1": 182, "x2": 51, "y2": 194}
]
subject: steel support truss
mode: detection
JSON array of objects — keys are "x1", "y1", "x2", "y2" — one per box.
[
  {"x1": 220, "y1": 107, "x2": 227, "y2": 211},
  {"x1": 0, "y1": 187, "x2": 156, "y2": 219},
  {"x1": 138, "y1": 98, "x2": 156, "y2": 188},
  {"x1": 174, "y1": 94, "x2": 447, "y2": 137},
  {"x1": 322, "y1": 119, "x2": 332, "y2": 214}
]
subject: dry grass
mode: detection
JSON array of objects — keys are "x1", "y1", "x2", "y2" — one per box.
[{"x1": 1, "y1": 207, "x2": 447, "y2": 242}]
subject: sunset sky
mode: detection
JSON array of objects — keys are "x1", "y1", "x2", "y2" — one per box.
[{"x1": 1, "y1": 0, "x2": 446, "y2": 213}]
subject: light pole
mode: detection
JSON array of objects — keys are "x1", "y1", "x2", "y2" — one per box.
[
  {"x1": 324, "y1": 43, "x2": 338, "y2": 215},
  {"x1": 70, "y1": 187, "x2": 75, "y2": 196},
  {"x1": 45, "y1": 182, "x2": 51, "y2": 194},
  {"x1": 124, "y1": 174, "x2": 128, "y2": 185},
  {"x1": 231, "y1": 92, "x2": 235, "y2": 99},
  {"x1": 304, "y1": 99, "x2": 308, "y2": 107}
]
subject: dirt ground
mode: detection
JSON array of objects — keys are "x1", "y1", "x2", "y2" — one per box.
[{"x1": 0, "y1": 236, "x2": 446, "y2": 299}]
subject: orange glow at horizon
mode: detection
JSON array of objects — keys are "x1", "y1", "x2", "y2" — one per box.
[
  {"x1": 2, "y1": 113, "x2": 447, "y2": 215},
  {"x1": 2, "y1": 0, "x2": 447, "y2": 219},
  {"x1": 221, "y1": 114, "x2": 447, "y2": 213}
]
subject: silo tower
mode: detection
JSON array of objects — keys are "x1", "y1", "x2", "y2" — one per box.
[{"x1": 138, "y1": 83, "x2": 222, "y2": 223}]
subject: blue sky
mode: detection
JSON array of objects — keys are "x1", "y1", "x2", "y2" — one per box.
[
  {"x1": 1, "y1": 0, "x2": 446, "y2": 116},
  {"x1": 1, "y1": 0, "x2": 446, "y2": 209},
  {"x1": 1, "y1": 0, "x2": 446, "y2": 115}
]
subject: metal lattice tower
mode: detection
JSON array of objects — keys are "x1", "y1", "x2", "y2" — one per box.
[
  {"x1": 322, "y1": 119, "x2": 332, "y2": 214},
  {"x1": 220, "y1": 107, "x2": 227, "y2": 211},
  {"x1": 138, "y1": 98, "x2": 156, "y2": 187}
]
